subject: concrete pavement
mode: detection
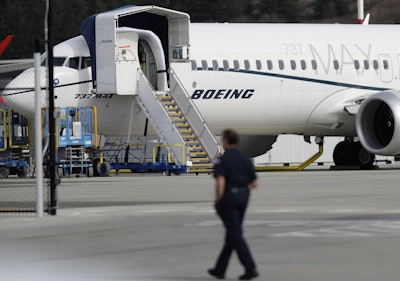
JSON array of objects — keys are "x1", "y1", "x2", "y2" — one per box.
[{"x1": 1, "y1": 168, "x2": 400, "y2": 280}]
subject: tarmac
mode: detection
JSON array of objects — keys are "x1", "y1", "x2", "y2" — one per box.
[{"x1": 1, "y1": 166, "x2": 400, "y2": 281}]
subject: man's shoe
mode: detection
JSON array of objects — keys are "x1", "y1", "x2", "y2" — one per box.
[
  {"x1": 239, "y1": 270, "x2": 259, "y2": 280},
  {"x1": 208, "y1": 268, "x2": 225, "y2": 279}
]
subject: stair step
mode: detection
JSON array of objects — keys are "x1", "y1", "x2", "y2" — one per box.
[
  {"x1": 189, "y1": 162, "x2": 214, "y2": 173},
  {"x1": 158, "y1": 95, "x2": 173, "y2": 101},
  {"x1": 189, "y1": 146, "x2": 204, "y2": 151},
  {"x1": 175, "y1": 123, "x2": 190, "y2": 128},
  {"x1": 165, "y1": 107, "x2": 179, "y2": 112},
  {"x1": 171, "y1": 117, "x2": 187, "y2": 122},
  {"x1": 168, "y1": 111, "x2": 183, "y2": 117},
  {"x1": 179, "y1": 128, "x2": 194, "y2": 134},
  {"x1": 189, "y1": 151, "x2": 208, "y2": 156},
  {"x1": 186, "y1": 140, "x2": 200, "y2": 145},
  {"x1": 188, "y1": 168, "x2": 213, "y2": 174},
  {"x1": 191, "y1": 157, "x2": 212, "y2": 163},
  {"x1": 161, "y1": 101, "x2": 177, "y2": 106}
]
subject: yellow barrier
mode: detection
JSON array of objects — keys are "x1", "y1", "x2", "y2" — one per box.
[
  {"x1": 92, "y1": 106, "x2": 98, "y2": 149},
  {"x1": 152, "y1": 143, "x2": 186, "y2": 164},
  {"x1": 7, "y1": 109, "x2": 29, "y2": 149},
  {"x1": 0, "y1": 109, "x2": 6, "y2": 151}
]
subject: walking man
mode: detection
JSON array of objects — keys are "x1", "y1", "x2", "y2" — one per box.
[{"x1": 208, "y1": 129, "x2": 259, "y2": 280}]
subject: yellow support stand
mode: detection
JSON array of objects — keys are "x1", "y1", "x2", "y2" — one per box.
[{"x1": 255, "y1": 141, "x2": 324, "y2": 172}]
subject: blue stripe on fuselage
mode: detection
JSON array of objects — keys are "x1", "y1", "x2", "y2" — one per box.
[{"x1": 196, "y1": 68, "x2": 390, "y2": 92}]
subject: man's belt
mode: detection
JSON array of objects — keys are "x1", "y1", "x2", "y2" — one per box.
[{"x1": 230, "y1": 187, "x2": 248, "y2": 193}]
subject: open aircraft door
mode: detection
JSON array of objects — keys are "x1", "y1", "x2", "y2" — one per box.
[{"x1": 80, "y1": 5, "x2": 190, "y2": 96}]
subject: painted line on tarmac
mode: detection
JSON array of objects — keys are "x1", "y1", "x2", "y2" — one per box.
[{"x1": 186, "y1": 220, "x2": 400, "y2": 238}]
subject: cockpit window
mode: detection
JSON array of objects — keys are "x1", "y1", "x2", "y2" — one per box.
[
  {"x1": 66, "y1": 57, "x2": 80, "y2": 69},
  {"x1": 81, "y1": 57, "x2": 92, "y2": 69},
  {"x1": 41, "y1": 57, "x2": 67, "y2": 66}
]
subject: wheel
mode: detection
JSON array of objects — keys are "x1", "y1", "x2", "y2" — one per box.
[
  {"x1": 99, "y1": 161, "x2": 111, "y2": 177},
  {"x1": 0, "y1": 167, "x2": 10, "y2": 178},
  {"x1": 58, "y1": 167, "x2": 64, "y2": 178},
  {"x1": 87, "y1": 167, "x2": 94, "y2": 177},
  {"x1": 333, "y1": 141, "x2": 353, "y2": 166},
  {"x1": 92, "y1": 158, "x2": 101, "y2": 177},
  {"x1": 353, "y1": 142, "x2": 375, "y2": 169},
  {"x1": 17, "y1": 167, "x2": 28, "y2": 178}
]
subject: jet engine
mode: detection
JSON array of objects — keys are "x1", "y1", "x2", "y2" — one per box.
[{"x1": 356, "y1": 90, "x2": 400, "y2": 156}]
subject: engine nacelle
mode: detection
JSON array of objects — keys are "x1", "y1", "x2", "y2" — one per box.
[
  {"x1": 356, "y1": 90, "x2": 400, "y2": 155},
  {"x1": 238, "y1": 135, "x2": 277, "y2": 158}
]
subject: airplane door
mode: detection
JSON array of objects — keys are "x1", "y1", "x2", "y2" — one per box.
[
  {"x1": 379, "y1": 53, "x2": 393, "y2": 83},
  {"x1": 139, "y1": 41, "x2": 158, "y2": 90},
  {"x1": 115, "y1": 31, "x2": 140, "y2": 95},
  {"x1": 397, "y1": 53, "x2": 400, "y2": 87}
]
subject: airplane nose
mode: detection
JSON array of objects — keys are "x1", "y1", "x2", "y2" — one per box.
[{"x1": 2, "y1": 68, "x2": 46, "y2": 119}]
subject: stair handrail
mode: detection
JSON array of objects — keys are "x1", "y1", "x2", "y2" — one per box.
[
  {"x1": 136, "y1": 70, "x2": 187, "y2": 165},
  {"x1": 169, "y1": 67, "x2": 221, "y2": 159}
]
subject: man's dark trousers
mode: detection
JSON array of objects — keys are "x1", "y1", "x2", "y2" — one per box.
[{"x1": 214, "y1": 190, "x2": 256, "y2": 274}]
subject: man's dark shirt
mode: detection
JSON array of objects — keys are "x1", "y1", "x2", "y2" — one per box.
[{"x1": 213, "y1": 148, "x2": 257, "y2": 190}]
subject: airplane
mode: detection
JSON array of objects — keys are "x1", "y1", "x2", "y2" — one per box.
[
  {"x1": 0, "y1": 35, "x2": 13, "y2": 57},
  {"x1": 1, "y1": 35, "x2": 14, "y2": 104},
  {"x1": 3, "y1": 5, "x2": 400, "y2": 170}
]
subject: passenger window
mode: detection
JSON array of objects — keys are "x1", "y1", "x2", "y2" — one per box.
[
  {"x1": 267, "y1": 60, "x2": 273, "y2": 70},
  {"x1": 212, "y1": 60, "x2": 219, "y2": 70},
  {"x1": 67, "y1": 57, "x2": 80, "y2": 69},
  {"x1": 383, "y1": 60, "x2": 389, "y2": 70},
  {"x1": 201, "y1": 60, "x2": 208, "y2": 70},
  {"x1": 290, "y1": 60, "x2": 296, "y2": 70},
  {"x1": 233, "y1": 60, "x2": 240, "y2": 71},
  {"x1": 244, "y1": 60, "x2": 250, "y2": 70},
  {"x1": 223, "y1": 60, "x2": 229, "y2": 70},
  {"x1": 81, "y1": 57, "x2": 92, "y2": 69},
  {"x1": 300, "y1": 60, "x2": 306, "y2": 70},
  {"x1": 373, "y1": 60, "x2": 379, "y2": 70},
  {"x1": 354, "y1": 60, "x2": 360, "y2": 70},
  {"x1": 364, "y1": 60, "x2": 370, "y2": 70},
  {"x1": 191, "y1": 60, "x2": 197, "y2": 70},
  {"x1": 333, "y1": 60, "x2": 339, "y2": 70},
  {"x1": 278, "y1": 60, "x2": 284, "y2": 70},
  {"x1": 311, "y1": 60, "x2": 317, "y2": 70},
  {"x1": 256, "y1": 60, "x2": 262, "y2": 70}
]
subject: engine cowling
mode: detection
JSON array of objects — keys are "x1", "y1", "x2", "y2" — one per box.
[
  {"x1": 356, "y1": 90, "x2": 400, "y2": 155},
  {"x1": 238, "y1": 135, "x2": 277, "y2": 158}
]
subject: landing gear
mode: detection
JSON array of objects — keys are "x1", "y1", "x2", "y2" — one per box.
[
  {"x1": 99, "y1": 161, "x2": 111, "y2": 177},
  {"x1": 353, "y1": 142, "x2": 375, "y2": 169},
  {"x1": 92, "y1": 158, "x2": 101, "y2": 177},
  {"x1": 91, "y1": 157, "x2": 111, "y2": 177},
  {"x1": 333, "y1": 139, "x2": 375, "y2": 169}
]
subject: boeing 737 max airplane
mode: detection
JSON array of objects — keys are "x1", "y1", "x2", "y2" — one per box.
[{"x1": 3, "y1": 5, "x2": 400, "y2": 168}]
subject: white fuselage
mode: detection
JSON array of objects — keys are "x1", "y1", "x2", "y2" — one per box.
[{"x1": 4, "y1": 23, "x2": 400, "y2": 140}]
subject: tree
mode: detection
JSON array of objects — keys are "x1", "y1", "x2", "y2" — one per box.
[{"x1": 0, "y1": 0, "x2": 398, "y2": 59}]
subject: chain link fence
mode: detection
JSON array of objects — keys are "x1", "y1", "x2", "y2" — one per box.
[{"x1": 1, "y1": 62, "x2": 50, "y2": 215}]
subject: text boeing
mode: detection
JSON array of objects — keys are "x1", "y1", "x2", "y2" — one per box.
[{"x1": 191, "y1": 89, "x2": 255, "y2": 99}]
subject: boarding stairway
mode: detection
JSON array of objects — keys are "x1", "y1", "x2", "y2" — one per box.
[{"x1": 135, "y1": 68, "x2": 220, "y2": 173}]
